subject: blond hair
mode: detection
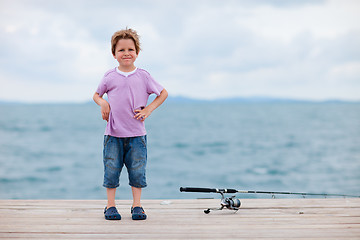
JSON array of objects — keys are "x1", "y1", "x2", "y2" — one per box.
[{"x1": 111, "y1": 28, "x2": 141, "y2": 55}]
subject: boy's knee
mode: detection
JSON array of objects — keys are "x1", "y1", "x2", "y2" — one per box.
[
  {"x1": 129, "y1": 170, "x2": 147, "y2": 188},
  {"x1": 103, "y1": 167, "x2": 121, "y2": 188}
]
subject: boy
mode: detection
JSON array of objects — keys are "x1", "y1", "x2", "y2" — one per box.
[{"x1": 93, "y1": 28, "x2": 168, "y2": 220}]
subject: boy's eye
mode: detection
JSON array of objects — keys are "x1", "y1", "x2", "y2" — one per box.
[{"x1": 118, "y1": 49, "x2": 134, "y2": 52}]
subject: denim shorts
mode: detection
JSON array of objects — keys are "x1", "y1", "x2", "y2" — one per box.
[{"x1": 103, "y1": 135, "x2": 147, "y2": 188}]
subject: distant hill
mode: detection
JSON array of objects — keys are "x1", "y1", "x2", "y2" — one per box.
[{"x1": 161, "y1": 96, "x2": 359, "y2": 104}]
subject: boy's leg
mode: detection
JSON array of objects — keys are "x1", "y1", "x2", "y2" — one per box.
[
  {"x1": 131, "y1": 186, "x2": 146, "y2": 220},
  {"x1": 103, "y1": 136, "x2": 124, "y2": 208},
  {"x1": 125, "y1": 136, "x2": 147, "y2": 207},
  {"x1": 104, "y1": 187, "x2": 121, "y2": 220},
  {"x1": 107, "y1": 188, "x2": 116, "y2": 208},
  {"x1": 131, "y1": 186, "x2": 142, "y2": 207}
]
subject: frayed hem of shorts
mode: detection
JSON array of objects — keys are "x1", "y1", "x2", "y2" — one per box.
[
  {"x1": 129, "y1": 184, "x2": 147, "y2": 188},
  {"x1": 103, "y1": 184, "x2": 120, "y2": 189}
]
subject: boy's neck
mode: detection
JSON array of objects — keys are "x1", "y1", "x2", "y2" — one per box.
[{"x1": 117, "y1": 65, "x2": 136, "y2": 72}]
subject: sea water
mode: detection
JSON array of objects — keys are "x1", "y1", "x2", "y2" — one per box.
[{"x1": 0, "y1": 102, "x2": 359, "y2": 200}]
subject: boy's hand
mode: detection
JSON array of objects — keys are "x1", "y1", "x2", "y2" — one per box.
[
  {"x1": 134, "y1": 89, "x2": 168, "y2": 122},
  {"x1": 134, "y1": 108, "x2": 152, "y2": 122},
  {"x1": 100, "y1": 101, "x2": 111, "y2": 121}
]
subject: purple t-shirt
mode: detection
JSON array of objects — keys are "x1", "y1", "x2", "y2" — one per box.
[{"x1": 96, "y1": 68, "x2": 164, "y2": 137}]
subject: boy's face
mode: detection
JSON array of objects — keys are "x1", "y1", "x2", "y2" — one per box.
[{"x1": 113, "y1": 39, "x2": 138, "y2": 70}]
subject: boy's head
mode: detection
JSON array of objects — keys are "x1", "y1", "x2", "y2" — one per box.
[{"x1": 111, "y1": 28, "x2": 141, "y2": 56}]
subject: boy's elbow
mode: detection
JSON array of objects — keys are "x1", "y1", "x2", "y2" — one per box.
[
  {"x1": 161, "y1": 89, "x2": 168, "y2": 99},
  {"x1": 93, "y1": 92, "x2": 100, "y2": 102}
]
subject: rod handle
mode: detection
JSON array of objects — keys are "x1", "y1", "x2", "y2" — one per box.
[{"x1": 180, "y1": 187, "x2": 237, "y2": 193}]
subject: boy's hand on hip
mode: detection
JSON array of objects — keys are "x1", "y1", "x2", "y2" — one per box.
[
  {"x1": 134, "y1": 108, "x2": 152, "y2": 122},
  {"x1": 100, "y1": 101, "x2": 111, "y2": 121},
  {"x1": 133, "y1": 89, "x2": 167, "y2": 122}
]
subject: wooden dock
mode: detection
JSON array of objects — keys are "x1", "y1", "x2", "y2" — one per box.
[{"x1": 0, "y1": 198, "x2": 359, "y2": 239}]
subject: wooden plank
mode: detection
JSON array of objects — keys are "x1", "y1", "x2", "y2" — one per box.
[
  {"x1": 1, "y1": 215, "x2": 359, "y2": 224},
  {"x1": 0, "y1": 233, "x2": 359, "y2": 240},
  {"x1": 0, "y1": 199, "x2": 359, "y2": 239}
]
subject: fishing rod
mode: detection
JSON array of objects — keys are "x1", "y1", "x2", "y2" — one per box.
[{"x1": 180, "y1": 187, "x2": 360, "y2": 214}]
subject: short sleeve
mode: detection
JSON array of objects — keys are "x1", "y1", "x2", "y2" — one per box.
[
  {"x1": 96, "y1": 75, "x2": 108, "y2": 96},
  {"x1": 146, "y1": 73, "x2": 164, "y2": 96}
]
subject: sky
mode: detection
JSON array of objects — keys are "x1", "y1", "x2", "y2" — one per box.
[{"x1": 0, "y1": 0, "x2": 359, "y2": 103}]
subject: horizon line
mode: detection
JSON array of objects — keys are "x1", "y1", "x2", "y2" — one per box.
[{"x1": 1, "y1": 95, "x2": 359, "y2": 104}]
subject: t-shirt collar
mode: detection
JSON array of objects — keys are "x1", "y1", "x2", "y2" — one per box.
[{"x1": 116, "y1": 67, "x2": 137, "y2": 77}]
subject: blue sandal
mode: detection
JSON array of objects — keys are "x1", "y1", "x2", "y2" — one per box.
[
  {"x1": 104, "y1": 206, "x2": 121, "y2": 220},
  {"x1": 131, "y1": 206, "x2": 147, "y2": 220}
]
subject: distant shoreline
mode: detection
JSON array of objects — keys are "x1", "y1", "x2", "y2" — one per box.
[{"x1": 0, "y1": 96, "x2": 359, "y2": 105}]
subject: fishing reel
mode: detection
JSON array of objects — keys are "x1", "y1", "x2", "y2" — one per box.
[{"x1": 204, "y1": 192, "x2": 241, "y2": 214}]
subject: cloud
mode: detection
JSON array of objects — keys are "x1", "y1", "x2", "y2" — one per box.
[{"x1": 0, "y1": 0, "x2": 359, "y2": 102}]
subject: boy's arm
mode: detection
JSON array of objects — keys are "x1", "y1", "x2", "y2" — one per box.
[
  {"x1": 134, "y1": 88, "x2": 168, "y2": 122},
  {"x1": 93, "y1": 92, "x2": 110, "y2": 121}
]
